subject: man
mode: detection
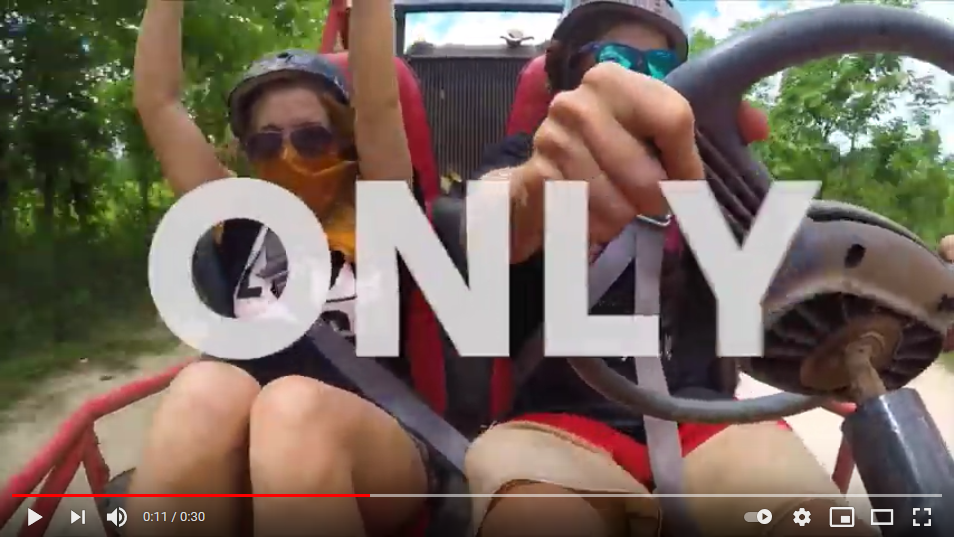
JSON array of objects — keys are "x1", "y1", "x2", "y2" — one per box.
[{"x1": 462, "y1": 1, "x2": 954, "y2": 536}]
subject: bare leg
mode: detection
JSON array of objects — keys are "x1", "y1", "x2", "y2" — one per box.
[
  {"x1": 682, "y1": 422, "x2": 878, "y2": 536},
  {"x1": 248, "y1": 376, "x2": 427, "y2": 537},
  {"x1": 480, "y1": 482, "x2": 630, "y2": 537},
  {"x1": 126, "y1": 361, "x2": 260, "y2": 537},
  {"x1": 465, "y1": 419, "x2": 660, "y2": 537}
]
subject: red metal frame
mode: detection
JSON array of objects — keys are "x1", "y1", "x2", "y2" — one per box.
[
  {"x1": 0, "y1": 361, "x2": 192, "y2": 537},
  {"x1": 320, "y1": 0, "x2": 351, "y2": 53},
  {"x1": 825, "y1": 401, "x2": 858, "y2": 494}
]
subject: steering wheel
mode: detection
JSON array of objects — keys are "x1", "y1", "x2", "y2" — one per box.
[{"x1": 570, "y1": 3, "x2": 954, "y2": 424}]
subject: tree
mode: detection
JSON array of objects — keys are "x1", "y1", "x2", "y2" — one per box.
[
  {"x1": 0, "y1": 0, "x2": 330, "y2": 358},
  {"x1": 688, "y1": 0, "x2": 953, "y2": 244}
]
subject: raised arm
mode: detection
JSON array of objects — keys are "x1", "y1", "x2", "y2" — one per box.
[
  {"x1": 348, "y1": 0, "x2": 413, "y2": 181},
  {"x1": 134, "y1": 0, "x2": 230, "y2": 196}
]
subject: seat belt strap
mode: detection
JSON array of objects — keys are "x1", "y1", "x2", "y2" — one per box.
[
  {"x1": 631, "y1": 223, "x2": 701, "y2": 537},
  {"x1": 305, "y1": 323, "x2": 470, "y2": 473},
  {"x1": 512, "y1": 222, "x2": 642, "y2": 386}
]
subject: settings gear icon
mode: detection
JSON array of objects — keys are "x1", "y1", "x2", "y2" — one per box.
[{"x1": 793, "y1": 508, "x2": 811, "y2": 526}]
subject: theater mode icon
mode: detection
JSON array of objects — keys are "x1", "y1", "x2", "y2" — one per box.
[{"x1": 870, "y1": 508, "x2": 893, "y2": 526}]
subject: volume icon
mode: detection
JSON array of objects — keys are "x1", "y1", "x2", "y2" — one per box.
[{"x1": 106, "y1": 507, "x2": 127, "y2": 527}]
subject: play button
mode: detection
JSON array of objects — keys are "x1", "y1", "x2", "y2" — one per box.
[
  {"x1": 71, "y1": 511, "x2": 80, "y2": 524},
  {"x1": 27, "y1": 509, "x2": 42, "y2": 526}
]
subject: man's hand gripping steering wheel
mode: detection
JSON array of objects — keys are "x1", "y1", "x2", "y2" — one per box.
[{"x1": 516, "y1": 63, "x2": 768, "y2": 256}]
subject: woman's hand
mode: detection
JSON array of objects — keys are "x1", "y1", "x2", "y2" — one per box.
[
  {"x1": 940, "y1": 235, "x2": 954, "y2": 351},
  {"x1": 508, "y1": 63, "x2": 769, "y2": 263},
  {"x1": 940, "y1": 235, "x2": 954, "y2": 263}
]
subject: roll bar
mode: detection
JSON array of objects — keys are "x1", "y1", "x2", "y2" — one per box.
[{"x1": 320, "y1": 0, "x2": 351, "y2": 53}]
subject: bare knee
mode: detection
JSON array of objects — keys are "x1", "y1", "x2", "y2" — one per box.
[
  {"x1": 249, "y1": 377, "x2": 426, "y2": 533},
  {"x1": 251, "y1": 376, "x2": 363, "y2": 431},
  {"x1": 481, "y1": 482, "x2": 623, "y2": 537},
  {"x1": 248, "y1": 376, "x2": 425, "y2": 486},
  {"x1": 154, "y1": 360, "x2": 260, "y2": 444},
  {"x1": 250, "y1": 376, "x2": 364, "y2": 454},
  {"x1": 130, "y1": 361, "x2": 259, "y2": 517}
]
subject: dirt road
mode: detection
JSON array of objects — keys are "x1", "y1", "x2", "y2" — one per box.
[
  {"x1": 1, "y1": 352, "x2": 952, "y2": 536},
  {"x1": 0, "y1": 347, "x2": 194, "y2": 537}
]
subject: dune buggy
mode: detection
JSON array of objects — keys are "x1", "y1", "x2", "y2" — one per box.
[{"x1": 3, "y1": 1, "x2": 954, "y2": 537}]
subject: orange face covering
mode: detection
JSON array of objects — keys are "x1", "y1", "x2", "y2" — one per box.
[{"x1": 254, "y1": 146, "x2": 359, "y2": 260}]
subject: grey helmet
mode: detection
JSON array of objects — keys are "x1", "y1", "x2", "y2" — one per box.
[
  {"x1": 547, "y1": 0, "x2": 688, "y2": 91},
  {"x1": 227, "y1": 49, "x2": 350, "y2": 139}
]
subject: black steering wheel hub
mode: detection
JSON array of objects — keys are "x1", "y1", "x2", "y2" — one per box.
[{"x1": 743, "y1": 293, "x2": 941, "y2": 400}]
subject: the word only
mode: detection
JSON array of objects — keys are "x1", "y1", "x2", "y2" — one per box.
[{"x1": 148, "y1": 178, "x2": 819, "y2": 360}]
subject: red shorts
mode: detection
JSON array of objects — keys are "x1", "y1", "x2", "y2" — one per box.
[{"x1": 511, "y1": 412, "x2": 792, "y2": 488}]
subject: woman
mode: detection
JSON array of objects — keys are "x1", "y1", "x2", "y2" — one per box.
[{"x1": 126, "y1": 2, "x2": 428, "y2": 537}]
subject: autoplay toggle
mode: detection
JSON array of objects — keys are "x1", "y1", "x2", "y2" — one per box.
[{"x1": 744, "y1": 509, "x2": 773, "y2": 525}]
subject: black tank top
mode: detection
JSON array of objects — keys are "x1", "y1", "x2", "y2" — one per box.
[
  {"x1": 481, "y1": 135, "x2": 735, "y2": 440},
  {"x1": 215, "y1": 219, "x2": 411, "y2": 386}
]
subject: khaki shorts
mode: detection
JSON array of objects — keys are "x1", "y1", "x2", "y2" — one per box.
[{"x1": 464, "y1": 414, "x2": 849, "y2": 536}]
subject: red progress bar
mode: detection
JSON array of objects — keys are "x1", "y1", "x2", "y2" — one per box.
[{"x1": 13, "y1": 494, "x2": 369, "y2": 498}]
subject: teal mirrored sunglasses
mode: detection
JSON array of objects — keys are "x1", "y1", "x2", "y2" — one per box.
[{"x1": 575, "y1": 42, "x2": 681, "y2": 80}]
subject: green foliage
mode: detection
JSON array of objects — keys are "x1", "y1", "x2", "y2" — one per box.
[
  {"x1": 0, "y1": 0, "x2": 330, "y2": 374},
  {"x1": 689, "y1": 0, "x2": 953, "y2": 245}
]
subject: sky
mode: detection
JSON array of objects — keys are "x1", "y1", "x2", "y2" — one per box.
[{"x1": 405, "y1": 0, "x2": 954, "y2": 153}]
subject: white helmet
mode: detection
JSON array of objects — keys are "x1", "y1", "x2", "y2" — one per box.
[{"x1": 546, "y1": 0, "x2": 688, "y2": 90}]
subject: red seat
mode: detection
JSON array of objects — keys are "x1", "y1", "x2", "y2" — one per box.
[
  {"x1": 505, "y1": 55, "x2": 551, "y2": 136},
  {"x1": 478, "y1": 55, "x2": 557, "y2": 420},
  {"x1": 323, "y1": 52, "x2": 449, "y2": 413},
  {"x1": 324, "y1": 52, "x2": 440, "y2": 202}
]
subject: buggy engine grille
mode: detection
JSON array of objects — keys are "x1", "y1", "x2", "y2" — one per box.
[{"x1": 407, "y1": 56, "x2": 530, "y2": 182}]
